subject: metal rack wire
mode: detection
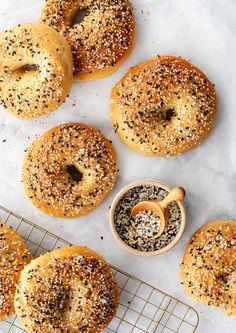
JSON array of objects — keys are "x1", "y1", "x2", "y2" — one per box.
[{"x1": 0, "y1": 205, "x2": 199, "y2": 333}]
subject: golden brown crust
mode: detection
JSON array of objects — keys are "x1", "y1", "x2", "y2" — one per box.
[
  {"x1": 0, "y1": 223, "x2": 32, "y2": 320},
  {"x1": 15, "y1": 246, "x2": 119, "y2": 333},
  {"x1": 22, "y1": 123, "x2": 118, "y2": 218},
  {"x1": 111, "y1": 55, "x2": 217, "y2": 156},
  {"x1": 0, "y1": 23, "x2": 73, "y2": 119},
  {"x1": 181, "y1": 220, "x2": 236, "y2": 315},
  {"x1": 41, "y1": 0, "x2": 135, "y2": 80}
]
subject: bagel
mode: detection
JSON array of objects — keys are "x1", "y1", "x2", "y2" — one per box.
[
  {"x1": 22, "y1": 123, "x2": 118, "y2": 218},
  {"x1": 0, "y1": 23, "x2": 73, "y2": 119},
  {"x1": 41, "y1": 0, "x2": 135, "y2": 80},
  {"x1": 0, "y1": 223, "x2": 32, "y2": 320},
  {"x1": 111, "y1": 55, "x2": 217, "y2": 156},
  {"x1": 181, "y1": 220, "x2": 236, "y2": 315},
  {"x1": 14, "y1": 246, "x2": 119, "y2": 333}
]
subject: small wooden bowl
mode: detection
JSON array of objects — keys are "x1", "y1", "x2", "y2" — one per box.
[{"x1": 109, "y1": 179, "x2": 186, "y2": 256}]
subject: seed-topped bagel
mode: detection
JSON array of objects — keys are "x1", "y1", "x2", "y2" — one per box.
[
  {"x1": 181, "y1": 220, "x2": 236, "y2": 315},
  {"x1": 41, "y1": 0, "x2": 135, "y2": 80},
  {"x1": 22, "y1": 123, "x2": 118, "y2": 218},
  {"x1": 15, "y1": 246, "x2": 119, "y2": 332},
  {"x1": 0, "y1": 223, "x2": 32, "y2": 320},
  {"x1": 111, "y1": 55, "x2": 217, "y2": 156},
  {"x1": 0, "y1": 23, "x2": 73, "y2": 119}
]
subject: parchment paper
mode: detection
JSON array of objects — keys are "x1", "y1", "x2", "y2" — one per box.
[{"x1": 0, "y1": 0, "x2": 236, "y2": 331}]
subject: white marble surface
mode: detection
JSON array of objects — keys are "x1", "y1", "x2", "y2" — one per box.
[{"x1": 0, "y1": 0, "x2": 236, "y2": 332}]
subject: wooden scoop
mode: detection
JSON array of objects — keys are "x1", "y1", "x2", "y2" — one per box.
[{"x1": 131, "y1": 187, "x2": 185, "y2": 240}]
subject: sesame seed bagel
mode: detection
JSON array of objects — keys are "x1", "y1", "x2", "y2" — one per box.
[
  {"x1": 41, "y1": 0, "x2": 135, "y2": 80},
  {"x1": 23, "y1": 123, "x2": 118, "y2": 218},
  {"x1": 111, "y1": 55, "x2": 217, "y2": 156},
  {"x1": 0, "y1": 23, "x2": 73, "y2": 119},
  {"x1": 15, "y1": 246, "x2": 119, "y2": 332},
  {"x1": 181, "y1": 221, "x2": 236, "y2": 315},
  {"x1": 0, "y1": 223, "x2": 32, "y2": 320}
]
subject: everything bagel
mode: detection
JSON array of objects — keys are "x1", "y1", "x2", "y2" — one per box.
[
  {"x1": 41, "y1": 0, "x2": 135, "y2": 80},
  {"x1": 0, "y1": 23, "x2": 73, "y2": 119},
  {"x1": 181, "y1": 220, "x2": 236, "y2": 315},
  {"x1": 111, "y1": 55, "x2": 217, "y2": 156},
  {"x1": 0, "y1": 223, "x2": 32, "y2": 320},
  {"x1": 22, "y1": 123, "x2": 118, "y2": 218},
  {"x1": 15, "y1": 246, "x2": 119, "y2": 332}
]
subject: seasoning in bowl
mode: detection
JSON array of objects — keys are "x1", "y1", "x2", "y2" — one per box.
[
  {"x1": 132, "y1": 210, "x2": 161, "y2": 239},
  {"x1": 113, "y1": 184, "x2": 183, "y2": 253}
]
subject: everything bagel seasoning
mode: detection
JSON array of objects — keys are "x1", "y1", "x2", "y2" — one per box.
[
  {"x1": 113, "y1": 185, "x2": 182, "y2": 252},
  {"x1": 132, "y1": 210, "x2": 161, "y2": 239}
]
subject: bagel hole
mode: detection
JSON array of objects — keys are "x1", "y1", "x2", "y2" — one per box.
[
  {"x1": 218, "y1": 274, "x2": 229, "y2": 284},
  {"x1": 21, "y1": 64, "x2": 39, "y2": 71},
  {"x1": 139, "y1": 108, "x2": 176, "y2": 123},
  {"x1": 13, "y1": 64, "x2": 39, "y2": 76},
  {"x1": 165, "y1": 108, "x2": 175, "y2": 121},
  {"x1": 72, "y1": 9, "x2": 90, "y2": 25},
  {"x1": 67, "y1": 165, "x2": 83, "y2": 182}
]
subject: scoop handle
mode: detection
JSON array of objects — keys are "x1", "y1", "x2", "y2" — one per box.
[{"x1": 159, "y1": 187, "x2": 185, "y2": 210}]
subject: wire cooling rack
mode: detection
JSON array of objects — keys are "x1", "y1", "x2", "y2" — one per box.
[{"x1": 0, "y1": 205, "x2": 199, "y2": 333}]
